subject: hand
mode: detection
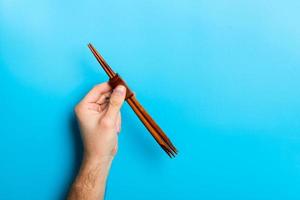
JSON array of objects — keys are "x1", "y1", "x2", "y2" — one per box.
[
  {"x1": 74, "y1": 83, "x2": 126, "y2": 161},
  {"x1": 68, "y1": 82, "x2": 126, "y2": 200}
]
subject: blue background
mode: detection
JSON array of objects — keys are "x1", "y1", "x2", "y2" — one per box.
[{"x1": 1, "y1": 0, "x2": 300, "y2": 199}]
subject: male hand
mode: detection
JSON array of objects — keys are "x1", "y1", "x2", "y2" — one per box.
[{"x1": 74, "y1": 83, "x2": 126, "y2": 161}]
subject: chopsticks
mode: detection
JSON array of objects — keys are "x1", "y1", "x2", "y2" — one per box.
[{"x1": 88, "y1": 43, "x2": 178, "y2": 158}]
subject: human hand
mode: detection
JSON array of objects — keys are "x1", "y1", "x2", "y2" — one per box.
[{"x1": 74, "y1": 83, "x2": 126, "y2": 161}]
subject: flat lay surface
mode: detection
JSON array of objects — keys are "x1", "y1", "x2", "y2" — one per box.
[{"x1": 1, "y1": 0, "x2": 300, "y2": 199}]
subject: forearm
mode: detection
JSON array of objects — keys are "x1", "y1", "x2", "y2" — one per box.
[{"x1": 68, "y1": 156, "x2": 113, "y2": 200}]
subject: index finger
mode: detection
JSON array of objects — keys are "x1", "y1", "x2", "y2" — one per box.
[{"x1": 82, "y1": 82, "x2": 112, "y2": 103}]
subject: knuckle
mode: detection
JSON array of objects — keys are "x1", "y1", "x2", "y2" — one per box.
[
  {"x1": 74, "y1": 104, "x2": 83, "y2": 115},
  {"x1": 74, "y1": 105, "x2": 80, "y2": 114}
]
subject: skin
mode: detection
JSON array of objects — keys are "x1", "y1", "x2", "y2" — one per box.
[{"x1": 68, "y1": 83, "x2": 126, "y2": 200}]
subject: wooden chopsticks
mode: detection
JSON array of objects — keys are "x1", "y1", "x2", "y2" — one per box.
[{"x1": 87, "y1": 43, "x2": 178, "y2": 158}]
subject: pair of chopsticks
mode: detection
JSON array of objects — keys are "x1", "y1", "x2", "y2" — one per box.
[{"x1": 88, "y1": 43, "x2": 178, "y2": 158}]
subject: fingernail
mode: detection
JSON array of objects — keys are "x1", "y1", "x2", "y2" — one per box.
[{"x1": 114, "y1": 85, "x2": 126, "y2": 95}]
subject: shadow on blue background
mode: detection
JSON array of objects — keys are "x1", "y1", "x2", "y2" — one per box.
[{"x1": 1, "y1": 0, "x2": 300, "y2": 199}]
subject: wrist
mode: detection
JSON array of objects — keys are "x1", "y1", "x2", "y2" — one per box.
[{"x1": 83, "y1": 154, "x2": 114, "y2": 166}]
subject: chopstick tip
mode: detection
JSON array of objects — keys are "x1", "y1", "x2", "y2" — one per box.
[{"x1": 87, "y1": 43, "x2": 93, "y2": 48}]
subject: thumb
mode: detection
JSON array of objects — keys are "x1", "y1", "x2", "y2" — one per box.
[{"x1": 105, "y1": 85, "x2": 126, "y2": 121}]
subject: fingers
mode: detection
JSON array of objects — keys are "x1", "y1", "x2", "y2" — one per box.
[
  {"x1": 105, "y1": 85, "x2": 126, "y2": 122},
  {"x1": 86, "y1": 103, "x2": 101, "y2": 112},
  {"x1": 96, "y1": 92, "x2": 111, "y2": 105},
  {"x1": 82, "y1": 82, "x2": 112, "y2": 103}
]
